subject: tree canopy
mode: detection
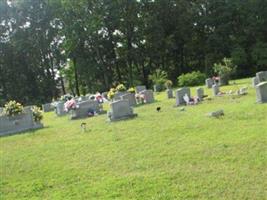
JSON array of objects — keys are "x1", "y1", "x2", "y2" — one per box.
[{"x1": 1, "y1": 0, "x2": 267, "y2": 105}]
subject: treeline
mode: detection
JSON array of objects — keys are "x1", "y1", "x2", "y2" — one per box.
[{"x1": 1, "y1": 0, "x2": 267, "y2": 105}]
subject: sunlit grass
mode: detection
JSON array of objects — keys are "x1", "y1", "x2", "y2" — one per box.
[{"x1": 0, "y1": 78, "x2": 266, "y2": 199}]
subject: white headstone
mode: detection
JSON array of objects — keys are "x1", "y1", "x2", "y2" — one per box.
[
  {"x1": 256, "y1": 82, "x2": 267, "y2": 103},
  {"x1": 56, "y1": 101, "x2": 67, "y2": 116},
  {"x1": 175, "y1": 87, "x2": 191, "y2": 106}
]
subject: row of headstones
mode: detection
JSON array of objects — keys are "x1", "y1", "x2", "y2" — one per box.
[
  {"x1": 174, "y1": 87, "x2": 205, "y2": 106},
  {"x1": 252, "y1": 71, "x2": 267, "y2": 103},
  {"x1": 108, "y1": 88, "x2": 155, "y2": 121},
  {"x1": 0, "y1": 106, "x2": 43, "y2": 136}
]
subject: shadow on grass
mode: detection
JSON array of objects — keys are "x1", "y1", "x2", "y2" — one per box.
[{"x1": 0, "y1": 125, "x2": 50, "y2": 138}]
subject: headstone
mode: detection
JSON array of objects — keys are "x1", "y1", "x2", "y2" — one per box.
[
  {"x1": 136, "y1": 85, "x2": 146, "y2": 93},
  {"x1": 114, "y1": 92, "x2": 128, "y2": 101},
  {"x1": 252, "y1": 77, "x2": 259, "y2": 87},
  {"x1": 121, "y1": 93, "x2": 137, "y2": 106},
  {"x1": 0, "y1": 107, "x2": 3, "y2": 114},
  {"x1": 102, "y1": 92, "x2": 108, "y2": 99},
  {"x1": 0, "y1": 110, "x2": 43, "y2": 136},
  {"x1": 70, "y1": 100, "x2": 105, "y2": 119},
  {"x1": 212, "y1": 84, "x2": 220, "y2": 96},
  {"x1": 166, "y1": 89, "x2": 174, "y2": 99},
  {"x1": 55, "y1": 101, "x2": 67, "y2": 116},
  {"x1": 175, "y1": 87, "x2": 190, "y2": 106},
  {"x1": 107, "y1": 99, "x2": 137, "y2": 121},
  {"x1": 256, "y1": 82, "x2": 267, "y2": 103},
  {"x1": 205, "y1": 78, "x2": 214, "y2": 88},
  {"x1": 153, "y1": 84, "x2": 161, "y2": 92},
  {"x1": 196, "y1": 87, "x2": 204, "y2": 100},
  {"x1": 42, "y1": 103, "x2": 53, "y2": 112},
  {"x1": 256, "y1": 71, "x2": 267, "y2": 83},
  {"x1": 140, "y1": 90, "x2": 154, "y2": 103}
]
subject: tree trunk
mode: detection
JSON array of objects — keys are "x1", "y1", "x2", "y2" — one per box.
[{"x1": 73, "y1": 57, "x2": 80, "y2": 96}]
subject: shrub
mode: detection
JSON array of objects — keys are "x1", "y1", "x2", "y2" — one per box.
[
  {"x1": 127, "y1": 87, "x2": 135, "y2": 93},
  {"x1": 213, "y1": 58, "x2": 236, "y2": 85},
  {"x1": 164, "y1": 80, "x2": 173, "y2": 89},
  {"x1": 149, "y1": 69, "x2": 168, "y2": 85},
  {"x1": 116, "y1": 84, "x2": 126, "y2": 92},
  {"x1": 177, "y1": 71, "x2": 206, "y2": 87},
  {"x1": 4, "y1": 100, "x2": 24, "y2": 116},
  {"x1": 32, "y1": 106, "x2": 43, "y2": 122}
]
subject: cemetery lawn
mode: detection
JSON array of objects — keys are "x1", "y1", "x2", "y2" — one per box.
[{"x1": 1, "y1": 78, "x2": 267, "y2": 200}]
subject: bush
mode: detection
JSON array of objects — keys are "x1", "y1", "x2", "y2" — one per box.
[
  {"x1": 213, "y1": 58, "x2": 236, "y2": 85},
  {"x1": 32, "y1": 106, "x2": 43, "y2": 122},
  {"x1": 4, "y1": 100, "x2": 24, "y2": 116},
  {"x1": 149, "y1": 69, "x2": 168, "y2": 85},
  {"x1": 177, "y1": 71, "x2": 206, "y2": 87},
  {"x1": 116, "y1": 84, "x2": 126, "y2": 92}
]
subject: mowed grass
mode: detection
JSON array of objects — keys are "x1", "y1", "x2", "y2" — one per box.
[{"x1": 0, "y1": 78, "x2": 267, "y2": 200}]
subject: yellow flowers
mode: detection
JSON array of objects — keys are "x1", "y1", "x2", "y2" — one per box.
[
  {"x1": 116, "y1": 84, "x2": 126, "y2": 92},
  {"x1": 127, "y1": 87, "x2": 135, "y2": 93}
]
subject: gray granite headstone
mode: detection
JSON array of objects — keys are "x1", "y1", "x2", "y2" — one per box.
[
  {"x1": 196, "y1": 87, "x2": 204, "y2": 100},
  {"x1": 55, "y1": 101, "x2": 67, "y2": 116},
  {"x1": 175, "y1": 87, "x2": 191, "y2": 106},
  {"x1": 136, "y1": 85, "x2": 146, "y2": 93},
  {"x1": 252, "y1": 77, "x2": 259, "y2": 87},
  {"x1": 107, "y1": 99, "x2": 137, "y2": 121},
  {"x1": 114, "y1": 92, "x2": 128, "y2": 101},
  {"x1": 140, "y1": 90, "x2": 154, "y2": 103},
  {"x1": 42, "y1": 103, "x2": 53, "y2": 112},
  {"x1": 212, "y1": 84, "x2": 220, "y2": 96},
  {"x1": 0, "y1": 110, "x2": 43, "y2": 136},
  {"x1": 121, "y1": 93, "x2": 137, "y2": 106},
  {"x1": 70, "y1": 100, "x2": 105, "y2": 119},
  {"x1": 256, "y1": 71, "x2": 267, "y2": 83},
  {"x1": 205, "y1": 78, "x2": 214, "y2": 88},
  {"x1": 0, "y1": 107, "x2": 3, "y2": 114},
  {"x1": 256, "y1": 82, "x2": 267, "y2": 103},
  {"x1": 166, "y1": 89, "x2": 174, "y2": 99}
]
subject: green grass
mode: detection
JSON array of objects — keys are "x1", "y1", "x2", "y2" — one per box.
[{"x1": 1, "y1": 78, "x2": 267, "y2": 200}]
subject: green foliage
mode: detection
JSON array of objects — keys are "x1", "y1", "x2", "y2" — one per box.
[
  {"x1": 149, "y1": 69, "x2": 168, "y2": 85},
  {"x1": 177, "y1": 71, "x2": 206, "y2": 87},
  {"x1": 60, "y1": 94, "x2": 73, "y2": 102},
  {"x1": 213, "y1": 58, "x2": 236, "y2": 84},
  {"x1": 3, "y1": 100, "x2": 24, "y2": 116},
  {"x1": 31, "y1": 106, "x2": 43, "y2": 122},
  {"x1": 116, "y1": 84, "x2": 126, "y2": 92}
]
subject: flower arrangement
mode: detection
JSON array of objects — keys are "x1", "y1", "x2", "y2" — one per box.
[
  {"x1": 31, "y1": 106, "x2": 43, "y2": 122},
  {"x1": 116, "y1": 84, "x2": 126, "y2": 92},
  {"x1": 4, "y1": 100, "x2": 24, "y2": 116},
  {"x1": 107, "y1": 90, "x2": 115, "y2": 100},
  {"x1": 164, "y1": 80, "x2": 173, "y2": 89},
  {"x1": 127, "y1": 87, "x2": 135, "y2": 93}
]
